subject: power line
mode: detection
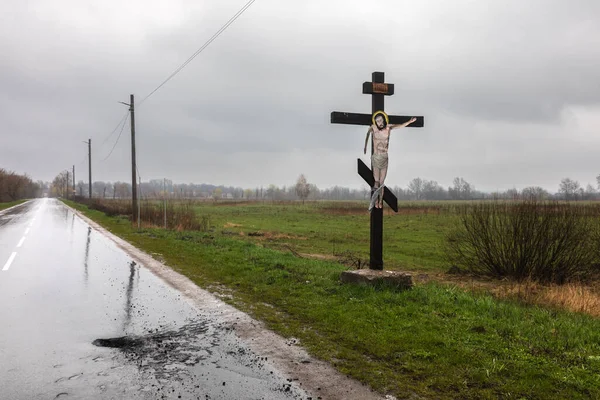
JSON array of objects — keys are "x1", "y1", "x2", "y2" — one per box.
[
  {"x1": 76, "y1": 154, "x2": 87, "y2": 167},
  {"x1": 138, "y1": 0, "x2": 256, "y2": 106},
  {"x1": 101, "y1": 114, "x2": 130, "y2": 162},
  {"x1": 100, "y1": 111, "x2": 130, "y2": 147}
]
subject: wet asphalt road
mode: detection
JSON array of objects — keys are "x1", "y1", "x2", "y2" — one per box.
[{"x1": 0, "y1": 199, "x2": 310, "y2": 400}]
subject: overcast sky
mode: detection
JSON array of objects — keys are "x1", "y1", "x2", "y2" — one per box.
[{"x1": 1, "y1": 0, "x2": 599, "y2": 192}]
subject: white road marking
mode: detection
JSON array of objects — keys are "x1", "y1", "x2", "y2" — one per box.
[
  {"x1": 24, "y1": 228, "x2": 30, "y2": 235},
  {"x1": 17, "y1": 237, "x2": 26, "y2": 248},
  {"x1": 2, "y1": 252, "x2": 17, "y2": 271}
]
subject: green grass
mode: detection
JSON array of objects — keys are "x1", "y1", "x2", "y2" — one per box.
[
  {"x1": 64, "y1": 200, "x2": 600, "y2": 399},
  {"x1": 195, "y1": 201, "x2": 457, "y2": 272},
  {"x1": 0, "y1": 199, "x2": 28, "y2": 211}
]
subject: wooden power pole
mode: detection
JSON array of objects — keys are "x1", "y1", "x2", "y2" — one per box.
[
  {"x1": 88, "y1": 139, "x2": 92, "y2": 199},
  {"x1": 129, "y1": 94, "x2": 137, "y2": 223}
]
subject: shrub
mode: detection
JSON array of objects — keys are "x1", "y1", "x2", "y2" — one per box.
[
  {"x1": 446, "y1": 200, "x2": 600, "y2": 284},
  {"x1": 139, "y1": 200, "x2": 210, "y2": 231},
  {"x1": 74, "y1": 198, "x2": 209, "y2": 232}
]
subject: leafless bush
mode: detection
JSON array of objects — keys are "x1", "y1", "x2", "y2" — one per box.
[
  {"x1": 78, "y1": 198, "x2": 132, "y2": 217},
  {"x1": 446, "y1": 200, "x2": 600, "y2": 284},
  {"x1": 139, "y1": 200, "x2": 209, "y2": 231},
  {"x1": 76, "y1": 198, "x2": 210, "y2": 231}
]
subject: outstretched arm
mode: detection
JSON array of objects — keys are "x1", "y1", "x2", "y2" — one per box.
[
  {"x1": 389, "y1": 117, "x2": 417, "y2": 131},
  {"x1": 364, "y1": 126, "x2": 373, "y2": 154}
]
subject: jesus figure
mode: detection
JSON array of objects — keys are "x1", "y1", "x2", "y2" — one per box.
[{"x1": 364, "y1": 111, "x2": 417, "y2": 209}]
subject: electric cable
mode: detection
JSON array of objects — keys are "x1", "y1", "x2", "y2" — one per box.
[
  {"x1": 101, "y1": 113, "x2": 130, "y2": 161},
  {"x1": 138, "y1": 0, "x2": 256, "y2": 106}
]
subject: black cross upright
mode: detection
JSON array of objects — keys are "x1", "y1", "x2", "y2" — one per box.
[{"x1": 331, "y1": 71, "x2": 425, "y2": 270}]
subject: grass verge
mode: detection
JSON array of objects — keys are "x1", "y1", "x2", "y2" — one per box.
[
  {"x1": 0, "y1": 199, "x2": 28, "y2": 211},
  {"x1": 64, "y1": 200, "x2": 600, "y2": 399}
]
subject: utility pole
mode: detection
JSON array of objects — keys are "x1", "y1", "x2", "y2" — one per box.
[
  {"x1": 130, "y1": 95, "x2": 137, "y2": 223},
  {"x1": 88, "y1": 139, "x2": 92, "y2": 199},
  {"x1": 119, "y1": 94, "x2": 138, "y2": 223},
  {"x1": 72, "y1": 165, "x2": 75, "y2": 195},
  {"x1": 138, "y1": 175, "x2": 141, "y2": 230}
]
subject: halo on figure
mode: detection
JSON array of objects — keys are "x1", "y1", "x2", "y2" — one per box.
[{"x1": 372, "y1": 110, "x2": 389, "y2": 126}]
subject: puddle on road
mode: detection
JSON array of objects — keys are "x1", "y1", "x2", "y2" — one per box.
[
  {"x1": 93, "y1": 321, "x2": 214, "y2": 381},
  {"x1": 93, "y1": 336, "x2": 145, "y2": 349},
  {"x1": 92, "y1": 321, "x2": 309, "y2": 399}
]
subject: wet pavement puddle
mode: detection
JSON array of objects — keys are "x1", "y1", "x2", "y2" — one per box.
[{"x1": 90, "y1": 319, "x2": 309, "y2": 399}]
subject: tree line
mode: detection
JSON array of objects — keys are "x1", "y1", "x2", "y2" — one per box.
[
  {"x1": 47, "y1": 173, "x2": 600, "y2": 202},
  {"x1": 0, "y1": 168, "x2": 44, "y2": 202}
]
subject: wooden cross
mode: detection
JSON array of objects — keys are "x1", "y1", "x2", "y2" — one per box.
[{"x1": 331, "y1": 71, "x2": 425, "y2": 270}]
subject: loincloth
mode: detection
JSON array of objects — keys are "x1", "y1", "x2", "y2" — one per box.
[{"x1": 371, "y1": 153, "x2": 388, "y2": 170}]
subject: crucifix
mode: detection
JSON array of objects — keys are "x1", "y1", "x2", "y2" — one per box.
[{"x1": 331, "y1": 71, "x2": 425, "y2": 270}]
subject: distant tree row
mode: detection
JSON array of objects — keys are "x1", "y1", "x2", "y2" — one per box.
[
  {"x1": 48, "y1": 172, "x2": 600, "y2": 202},
  {"x1": 0, "y1": 168, "x2": 43, "y2": 202}
]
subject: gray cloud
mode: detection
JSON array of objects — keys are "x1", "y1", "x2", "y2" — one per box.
[{"x1": 1, "y1": 0, "x2": 599, "y2": 192}]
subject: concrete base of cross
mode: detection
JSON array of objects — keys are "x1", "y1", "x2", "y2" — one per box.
[{"x1": 340, "y1": 269, "x2": 413, "y2": 289}]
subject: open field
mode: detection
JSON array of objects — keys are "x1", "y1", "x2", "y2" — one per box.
[
  {"x1": 195, "y1": 200, "x2": 459, "y2": 272},
  {"x1": 64, "y1": 199, "x2": 600, "y2": 399}
]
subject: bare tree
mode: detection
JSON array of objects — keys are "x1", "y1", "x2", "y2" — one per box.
[
  {"x1": 584, "y1": 184, "x2": 597, "y2": 200},
  {"x1": 77, "y1": 180, "x2": 85, "y2": 197},
  {"x1": 449, "y1": 177, "x2": 473, "y2": 200},
  {"x1": 558, "y1": 178, "x2": 580, "y2": 200},
  {"x1": 407, "y1": 177, "x2": 424, "y2": 200},
  {"x1": 422, "y1": 180, "x2": 446, "y2": 200},
  {"x1": 295, "y1": 174, "x2": 310, "y2": 204},
  {"x1": 50, "y1": 171, "x2": 69, "y2": 198},
  {"x1": 92, "y1": 181, "x2": 107, "y2": 198},
  {"x1": 113, "y1": 182, "x2": 131, "y2": 199},
  {"x1": 521, "y1": 186, "x2": 549, "y2": 201}
]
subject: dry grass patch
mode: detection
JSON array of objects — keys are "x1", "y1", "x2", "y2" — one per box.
[
  {"x1": 436, "y1": 272, "x2": 600, "y2": 318},
  {"x1": 493, "y1": 280, "x2": 600, "y2": 317}
]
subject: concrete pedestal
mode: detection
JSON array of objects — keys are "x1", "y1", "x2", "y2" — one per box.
[{"x1": 340, "y1": 269, "x2": 413, "y2": 289}]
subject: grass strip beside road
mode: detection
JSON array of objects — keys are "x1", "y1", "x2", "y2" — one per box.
[
  {"x1": 0, "y1": 199, "x2": 28, "y2": 211},
  {"x1": 64, "y1": 200, "x2": 600, "y2": 400}
]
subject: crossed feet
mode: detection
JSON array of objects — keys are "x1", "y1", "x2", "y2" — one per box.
[{"x1": 372, "y1": 182, "x2": 384, "y2": 209}]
